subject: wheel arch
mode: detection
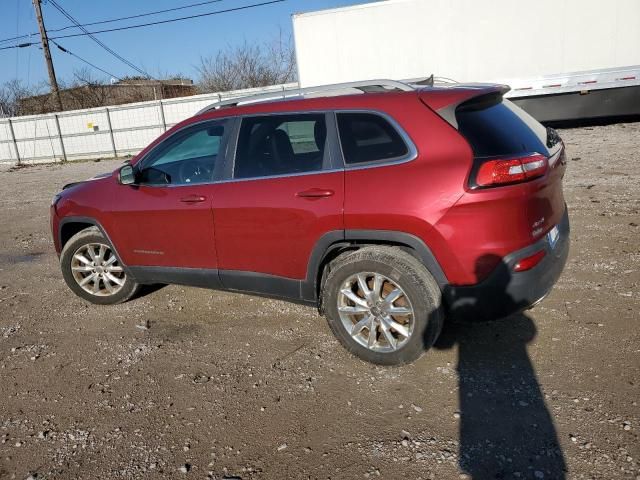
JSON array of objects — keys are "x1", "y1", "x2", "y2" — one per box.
[
  {"x1": 304, "y1": 230, "x2": 449, "y2": 304},
  {"x1": 60, "y1": 220, "x2": 97, "y2": 251},
  {"x1": 59, "y1": 216, "x2": 128, "y2": 270}
]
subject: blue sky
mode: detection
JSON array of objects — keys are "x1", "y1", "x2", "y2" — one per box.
[{"x1": 1, "y1": 0, "x2": 373, "y2": 86}]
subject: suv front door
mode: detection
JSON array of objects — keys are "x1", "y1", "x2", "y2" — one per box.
[
  {"x1": 213, "y1": 112, "x2": 344, "y2": 297},
  {"x1": 108, "y1": 119, "x2": 230, "y2": 274}
]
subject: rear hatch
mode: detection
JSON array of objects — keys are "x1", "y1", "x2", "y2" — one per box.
[
  {"x1": 454, "y1": 94, "x2": 566, "y2": 238},
  {"x1": 423, "y1": 87, "x2": 567, "y2": 283}
]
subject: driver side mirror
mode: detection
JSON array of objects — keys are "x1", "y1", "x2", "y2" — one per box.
[{"x1": 118, "y1": 165, "x2": 136, "y2": 185}]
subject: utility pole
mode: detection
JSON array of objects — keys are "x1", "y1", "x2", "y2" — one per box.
[{"x1": 32, "y1": 0, "x2": 63, "y2": 111}]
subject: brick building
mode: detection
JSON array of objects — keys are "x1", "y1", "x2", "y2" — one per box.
[{"x1": 19, "y1": 78, "x2": 197, "y2": 115}]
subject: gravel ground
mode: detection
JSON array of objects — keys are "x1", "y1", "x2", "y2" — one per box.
[{"x1": 0, "y1": 123, "x2": 638, "y2": 480}]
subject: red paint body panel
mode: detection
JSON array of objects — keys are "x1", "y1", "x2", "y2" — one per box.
[
  {"x1": 343, "y1": 95, "x2": 474, "y2": 282},
  {"x1": 54, "y1": 174, "x2": 218, "y2": 269},
  {"x1": 434, "y1": 156, "x2": 566, "y2": 284},
  {"x1": 105, "y1": 183, "x2": 218, "y2": 268},
  {"x1": 213, "y1": 171, "x2": 344, "y2": 279},
  {"x1": 51, "y1": 205, "x2": 61, "y2": 253},
  {"x1": 50, "y1": 85, "x2": 567, "y2": 293}
]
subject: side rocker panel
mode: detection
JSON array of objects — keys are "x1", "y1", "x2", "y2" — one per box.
[{"x1": 58, "y1": 221, "x2": 448, "y2": 306}]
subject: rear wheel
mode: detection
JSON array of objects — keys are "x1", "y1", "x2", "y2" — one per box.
[
  {"x1": 322, "y1": 246, "x2": 443, "y2": 365},
  {"x1": 60, "y1": 227, "x2": 139, "y2": 305}
]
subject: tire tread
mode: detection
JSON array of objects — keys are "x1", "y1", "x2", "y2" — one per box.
[
  {"x1": 322, "y1": 245, "x2": 443, "y2": 365},
  {"x1": 60, "y1": 228, "x2": 139, "y2": 305}
]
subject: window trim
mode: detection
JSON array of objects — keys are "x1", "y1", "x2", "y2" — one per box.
[
  {"x1": 225, "y1": 111, "x2": 339, "y2": 183},
  {"x1": 129, "y1": 109, "x2": 418, "y2": 188},
  {"x1": 134, "y1": 117, "x2": 234, "y2": 188},
  {"x1": 334, "y1": 110, "x2": 418, "y2": 170}
]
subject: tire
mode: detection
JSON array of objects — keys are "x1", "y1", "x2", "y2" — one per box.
[
  {"x1": 322, "y1": 246, "x2": 444, "y2": 365},
  {"x1": 60, "y1": 227, "x2": 140, "y2": 305}
]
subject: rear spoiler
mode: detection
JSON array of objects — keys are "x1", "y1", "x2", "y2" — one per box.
[{"x1": 419, "y1": 84, "x2": 511, "y2": 129}]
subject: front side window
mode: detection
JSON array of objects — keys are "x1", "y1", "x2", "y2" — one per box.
[
  {"x1": 138, "y1": 121, "x2": 226, "y2": 185},
  {"x1": 337, "y1": 112, "x2": 409, "y2": 165},
  {"x1": 234, "y1": 114, "x2": 327, "y2": 179}
]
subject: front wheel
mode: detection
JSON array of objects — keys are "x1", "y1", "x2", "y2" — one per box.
[
  {"x1": 322, "y1": 246, "x2": 444, "y2": 365},
  {"x1": 60, "y1": 227, "x2": 139, "y2": 305}
]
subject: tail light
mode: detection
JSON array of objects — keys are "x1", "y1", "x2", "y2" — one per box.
[
  {"x1": 473, "y1": 154, "x2": 548, "y2": 188},
  {"x1": 513, "y1": 250, "x2": 546, "y2": 272}
]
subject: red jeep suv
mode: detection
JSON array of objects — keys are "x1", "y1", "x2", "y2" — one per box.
[{"x1": 50, "y1": 80, "x2": 569, "y2": 365}]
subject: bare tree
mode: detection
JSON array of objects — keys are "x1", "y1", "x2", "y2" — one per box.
[
  {"x1": 62, "y1": 68, "x2": 112, "y2": 110},
  {"x1": 0, "y1": 79, "x2": 37, "y2": 117},
  {"x1": 266, "y1": 29, "x2": 298, "y2": 86},
  {"x1": 196, "y1": 32, "x2": 297, "y2": 93}
]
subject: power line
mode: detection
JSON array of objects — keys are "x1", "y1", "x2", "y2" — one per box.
[
  {"x1": 14, "y1": 0, "x2": 20, "y2": 77},
  {"x1": 0, "y1": 0, "x2": 287, "y2": 53},
  {"x1": 48, "y1": 1, "x2": 286, "y2": 40},
  {"x1": 27, "y1": 5, "x2": 35, "y2": 88},
  {"x1": 47, "y1": 0, "x2": 154, "y2": 79},
  {"x1": 50, "y1": 40, "x2": 122, "y2": 81},
  {"x1": 0, "y1": 42, "x2": 40, "y2": 52},
  {"x1": 0, "y1": 0, "x2": 227, "y2": 44},
  {"x1": 0, "y1": 34, "x2": 29, "y2": 45},
  {"x1": 0, "y1": 31, "x2": 35, "y2": 45},
  {"x1": 51, "y1": 0, "x2": 229, "y2": 34}
]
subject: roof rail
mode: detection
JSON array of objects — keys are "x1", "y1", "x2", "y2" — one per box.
[{"x1": 195, "y1": 79, "x2": 414, "y2": 115}]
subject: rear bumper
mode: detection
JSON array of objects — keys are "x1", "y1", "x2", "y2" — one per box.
[{"x1": 445, "y1": 207, "x2": 570, "y2": 321}]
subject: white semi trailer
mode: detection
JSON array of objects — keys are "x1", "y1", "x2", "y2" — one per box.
[{"x1": 292, "y1": 0, "x2": 640, "y2": 122}]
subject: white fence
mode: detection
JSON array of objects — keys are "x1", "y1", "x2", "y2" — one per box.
[{"x1": 0, "y1": 83, "x2": 297, "y2": 165}]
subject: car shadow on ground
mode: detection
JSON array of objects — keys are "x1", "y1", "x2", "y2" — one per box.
[
  {"x1": 435, "y1": 315, "x2": 566, "y2": 479},
  {"x1": 435, "y1": 255, "x2": 567, "y2": 479},
  {"x1": 135, "y1": 283, "x2": 167, "y2": 298}
]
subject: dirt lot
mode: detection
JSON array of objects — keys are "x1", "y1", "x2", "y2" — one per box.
[{"x1": 0, "y1": 122, "x2": 638, "y2": 480}]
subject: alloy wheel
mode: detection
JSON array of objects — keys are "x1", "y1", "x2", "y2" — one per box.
[
  {"x1": 337, "y1": 272, "x2": 414, "y2": 352},
  {"x1": 70, "y1": 243, "x2": 126, "y2": 296}
]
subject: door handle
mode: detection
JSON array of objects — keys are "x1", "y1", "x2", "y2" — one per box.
[
  {"x1": 296, "y1": 188, "x2": 335, "y2": 199},
  {"x1": 180, "y1": 195, "x2": 206, "y2": 204}
]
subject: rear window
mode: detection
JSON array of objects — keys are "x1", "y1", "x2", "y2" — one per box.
[
  {"x1": 456, "y1": 99, "x2": 549, "y2": 157},
  {"x1": 337, "y1": 113, "x2": 409, "y2": 165}
]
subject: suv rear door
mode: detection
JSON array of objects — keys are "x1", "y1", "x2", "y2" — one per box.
[{"x1": 212, "y1": 112, "x2": 344, "y2": 297}]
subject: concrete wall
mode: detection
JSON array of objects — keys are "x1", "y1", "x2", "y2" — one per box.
[
  {"x1": 0, "y1": 83, "x2": 297, "y2": 165},
  {"x1": 293, "y1": 0, "x2": 640, "y2": 87}
]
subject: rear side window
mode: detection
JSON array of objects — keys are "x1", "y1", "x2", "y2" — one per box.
[
  {"x1": 337, "y1": 113, "x2": 409, "y2": 165},
  {"x1": 456, "y1": 99, "x2": 549, "y2": 158},
  {"x1": 234, "y1": 114, "x2": 327, "y2": 179}
]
